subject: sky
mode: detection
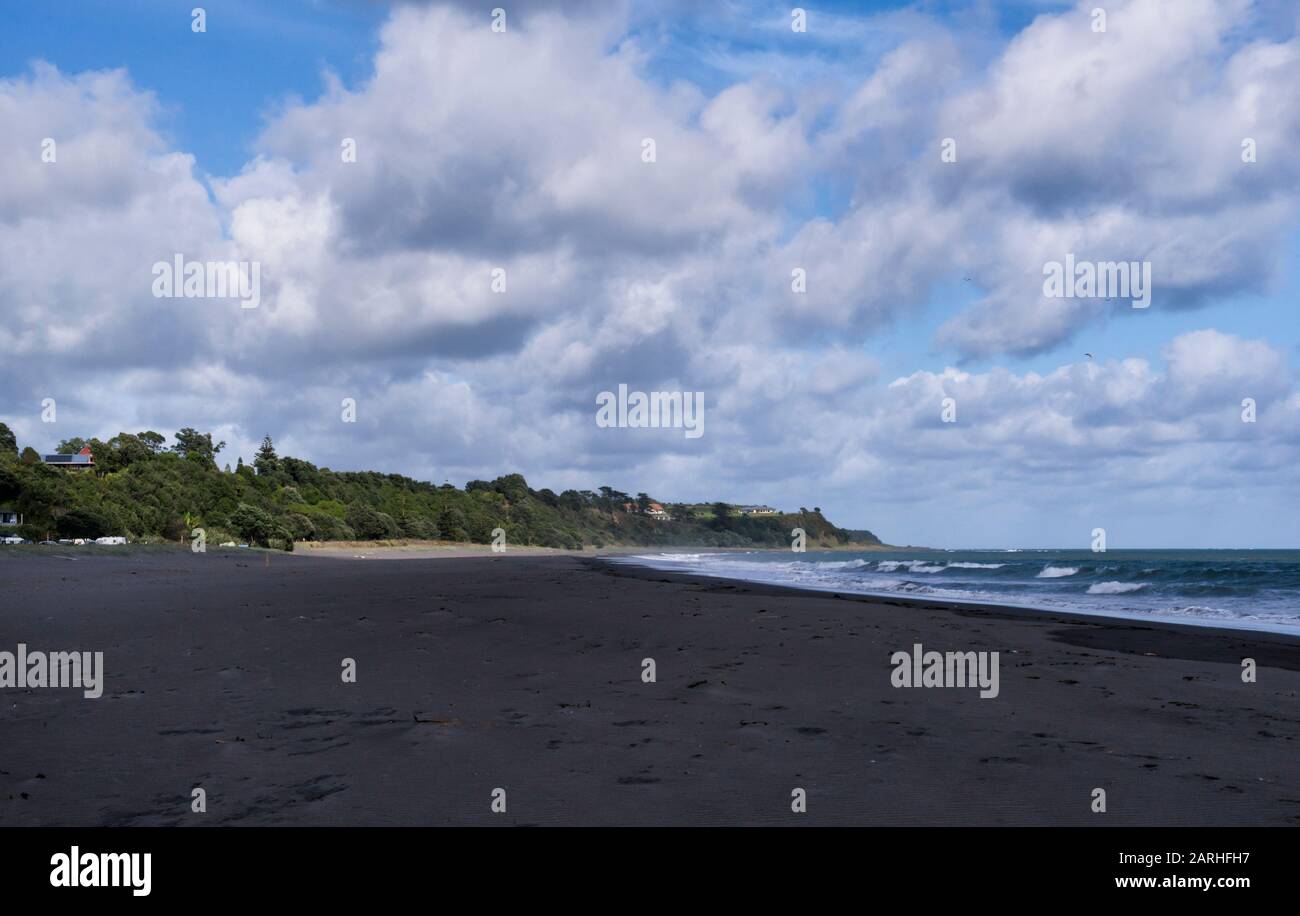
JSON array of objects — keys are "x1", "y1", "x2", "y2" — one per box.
[{"x1": 1, "y1": 0, "x2": 1298, "y2": 548}]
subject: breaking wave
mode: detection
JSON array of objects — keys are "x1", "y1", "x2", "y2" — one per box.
[{"x1": 1036, "y1": 566, "x2": 1079, "y2": 578}]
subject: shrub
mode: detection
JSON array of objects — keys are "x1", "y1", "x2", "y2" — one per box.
[
  {"x1": 345, "y1": 504, "x2": 401, "y2": 540},
  {"x1": 399, "y1": 513, "x2": 437, "y2": 540},
  {"x1": 55, "y1": 508, "x2": 114, "y2": 539},
  {"x1": 310, "y1": 515, "x2": 355, "y2": 541},
  {"x1": 284, "y1": 513, "x2": 317, "y2": 541},
  {"x1": 228, "y1": 503, "x2": 277, "y2": 547},
  {"x1": 438, "y1": 507, "x2": 468, "y2": 541}
]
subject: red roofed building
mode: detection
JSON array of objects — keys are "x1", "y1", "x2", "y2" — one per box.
[{"x1": 42, "y1": 446, "x2": 95, "y2": 470}]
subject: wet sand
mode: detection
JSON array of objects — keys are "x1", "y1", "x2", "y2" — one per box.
[{"x1": 1, "y1": 548, "x2": 1297, "y2": 826}]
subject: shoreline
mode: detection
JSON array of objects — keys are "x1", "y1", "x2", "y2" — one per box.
[
  {"x1": 8, "y1": 540, "x2": 1295, "y2": 638},
  {"x1": 596, "y1": 556, "x2": 1300, "y2": 659},
  {"x1": 602, "y1": 551, "x2": 1300, "y2": 640}
]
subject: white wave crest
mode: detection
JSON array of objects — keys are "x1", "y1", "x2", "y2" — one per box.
[
  {"x1": 1087, "y1": 581, "x2": 1147, "y2": 594},
  {"x1": 1036, "y1": 566, "x2": 1079, "y2": 578},
  {"x1": 877, "y1": 560, "x2": 946, "y2": 573},
  {"x1": 812, "y1": 558, "x2": 871, "y2": 570}
]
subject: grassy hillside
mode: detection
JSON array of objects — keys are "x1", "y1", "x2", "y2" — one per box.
[{"x1": 0, "y1": 424, "x2": 882, "y2": 551}]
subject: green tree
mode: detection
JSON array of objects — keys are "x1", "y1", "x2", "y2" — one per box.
[
  {"x1": 0, "y1": 422, "x2": 16, "y2": 457},
  {"x1": 254, "y1": 436, "x2": 279, "y2": 475},
  {"x1": 439, "y1": 506, "x2": 469, "y2": 541},
  {"x1": 172, "y1": 428, "x2": 225, "y2": 465},
  {"x1": 490, "y1": 473, "x2": 529, "y2": 504},
  {"x1": 0, "y1": 465, "x2": 19, "y2": 502},
  {"x1": 137, "y1": 431, "x2": 166, "y2": 454},
  {"x1": 228, "y1": 503, "x2": 277, "y2": 547},
  {"x1": 284, "y1": 512, "x2": 317, "y2": 541},
  {"x1": 711, "y1": 502, "x2": 733, "y2": 529},
  {"x1": 345, "y1": 504, "x2": 400, "y2": 540},
  {"x1": 55, "y1": 508, "x2": 114, "y2": 539},
  {"x1": 93, "y1": 432, "x2": 158, "y2": 474}
]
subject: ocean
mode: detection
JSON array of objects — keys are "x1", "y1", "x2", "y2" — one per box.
[{"x1": 614, "y1": 548, "x2": 1300, "y2": 635}]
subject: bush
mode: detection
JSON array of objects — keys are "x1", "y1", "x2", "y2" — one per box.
[
  {"x1": 438, "y1": 507, "x2": 468, "y2": 541},
  {"x1": 345, "y1": 504, "x2": 401, "y2": 540},
  {"x1": 228, "y1": 503, "x2": 277, "y2": 547},
  {"x1": 284, "y1": 513, "x2": 317, "y2": 541},
  {"x1": 399, "y1": 513, "x2": 437, "y2": 540},
  {"x1": 490, "y1": 473, "x2": 529, "y2": 504},
  {"x1": 162, "y1": 516, "x2": 188, "y2": 541},
  {"x1": 309, "y1": 515, "x2": 355, "y2": 541},
  {"x1": 16, "y1": 522, "x2": 46, "y2": 542},
  {"x1": 55, "y1": 508, "x2": 114, "y2": 539}
]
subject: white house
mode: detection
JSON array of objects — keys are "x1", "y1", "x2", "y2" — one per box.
[{"x1": 645, "y1": 502, "x2": 673, "y2": 521}]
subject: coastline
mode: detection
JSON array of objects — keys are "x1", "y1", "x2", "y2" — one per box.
[
  {"x1": 605, "y1": 548, "x2": 1300, "y2": 638},
  {"x1": 600, "y1": 556, "x2": 1300, "y2": 661},
  {"x1": 2, "y1": 550, "x2": 1296, "y2": 826}
]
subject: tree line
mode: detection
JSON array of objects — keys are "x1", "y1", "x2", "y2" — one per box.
[{"x1": 0, "y1": 423, "x2": 880, "y2": 551}]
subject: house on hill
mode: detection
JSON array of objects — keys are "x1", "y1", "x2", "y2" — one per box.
[
  {"x1": 43, "y1": 446, "x2": 94, "y2": 470},
  {"x1": 0, "y1": 504, "x2": 21, "y2": 527},
  {"x1": 621, "y1": 501, "x2": 673, "y2": 521},
  {"x1": 737, "y1": 504, "x2": 778, "y2": 516}
]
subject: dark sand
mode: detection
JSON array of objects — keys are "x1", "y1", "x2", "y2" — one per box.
[{"x1": 1, "y1": 549, "x2": 1297, "y2": 826}]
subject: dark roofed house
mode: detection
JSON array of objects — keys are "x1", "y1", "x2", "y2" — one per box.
[{"x1": 43, "y1": 446, "x2": 95, "y2": 470}]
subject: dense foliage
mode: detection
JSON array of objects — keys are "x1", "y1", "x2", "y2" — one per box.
[{"x1": 0, "y1": 423, "x2": 881, "y2": 550}]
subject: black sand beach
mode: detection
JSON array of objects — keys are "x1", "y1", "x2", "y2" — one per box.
[{"x1": 1, "y1": 549, "x2": 1297, "y2": 826}]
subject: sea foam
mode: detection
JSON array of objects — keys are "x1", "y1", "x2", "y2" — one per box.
[
  {"x1": 1087, "y1": 581, "x2": 1147, "y2": 594},
  {"x1": 1037, "y1": 566, "x2": 1079, "y2": 578}
]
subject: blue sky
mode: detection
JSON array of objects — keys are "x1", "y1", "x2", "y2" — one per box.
[
  {"x1": 2, "y1": 0, "x2": 1299, "y2": 547},
  {"x1": 0, "y1": 0, "x2": 385, "y2": 176}
]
